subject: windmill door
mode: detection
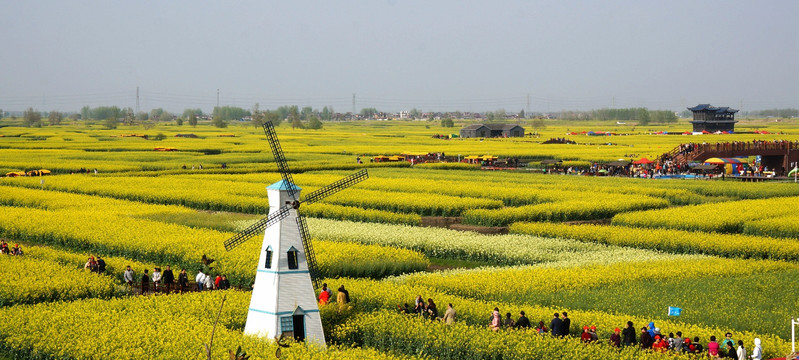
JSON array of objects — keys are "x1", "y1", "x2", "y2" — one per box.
[{"x1": 292, "y1": 314, "x2": 305, "y2": 342}]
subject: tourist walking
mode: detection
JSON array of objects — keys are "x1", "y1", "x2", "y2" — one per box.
[
  {"x1": 672, "y1": 331, "x2": 683, "y2": 353},
  {"x1": 426, "y1": 299, "x2": 438, "y2": 320},
  {"x1": 177, "y1": 269, "x2": 189, "y2": 291},
  {"x1": 141, "y1": 269, "x2": 150, "y2": 295},
  {"x1": 736, "y1": 340, "x2": 746, "y2": 360},
  {"x1": 318, "y1": 287, "x2": 330, "y2": 305},
  {"x1": 162, "y1": 265, "x2": 174, "y2": 293},
  {"x1": 750, "y1": 338, "x2": 762, "y2": 360},
  {"x1": 708, "y1": 335, "x2": 720, "y2": 359},
  {"x1": 550, "y1": 313, "x2": 563, "y2": 337},
  {"x1": 124, "y1": 266, "x2": 135, "y2": 286},
  {"x1": 515, "y1": 311, "x2": 530, "y2": 329},
  {"x1": 503, "y1": 313, "x2": 515, "y2": 328},
  {"x1": 640, "y1": 327, "x2": 653, "y2": 349},
  {"x1": 561, "y1": 312, "x2": 571, "y2": 336},
  {"x1": 195, "y1": 270, "x2": 206, "y2": 291},
  {"x1": 204, "y1": 273, "x2": 214, "y2": 290},
  {"x1": 535, "y1": 321, "x2": 548, "y2": 334},
  {"x1": 726, "y1": 342, "x2": 737, "y2": 359},
  {"x1": 443, "y1": 303, "x2": 456, "y2": 325},
  {"x1": 622, "y1": 321, "x2": 636, "y2": 346},
  {"x1": 609, "y1": 328, "x2": 621, "y2": 347},
  {"x1": 489, "y1": 308, "x2": 501, "y2": 331},
  {"x1": 96, "y1": 256, "x2": 106, "y2": 273},
  {"x1": 722, "y1": 332, "x2": 736, "y2": 350},
  {"x1": 151, "y1": 268, "x2": 162, "y2": 291}
]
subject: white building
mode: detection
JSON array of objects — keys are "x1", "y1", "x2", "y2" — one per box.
[{"x1": 243, "y1": 180, "x2": 326, "y2": 347}]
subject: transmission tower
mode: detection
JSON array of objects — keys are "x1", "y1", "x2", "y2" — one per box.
[{"x1": 135, "y1": 87, "x2": 140, "y2": 114}]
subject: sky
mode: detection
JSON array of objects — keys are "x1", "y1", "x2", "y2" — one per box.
[{"x1": 1, "y1": 0, "x2": 797, "y2": 114}]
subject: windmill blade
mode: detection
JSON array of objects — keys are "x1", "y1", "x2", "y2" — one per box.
[
  {"x1": 224, "y1": 206, "x2": 292, "y2": 251},
  {"x1": 302, "y1": 169, "x2": 369, "y2": 205},
  {"x1": 262, "y1": 121, "x2": 299, "y2": 200},
  {"x1": 295, "y1": 215, "x2": 320, "y2": 290}
]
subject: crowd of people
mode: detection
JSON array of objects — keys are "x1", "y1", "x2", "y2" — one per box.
[
  {"x1": 385, "y1": 301, "x2": 764, "y2": 360},
  {"x1": 0, "y1": 240, "x2": 23, "y2": 256},
  {"x1": 83, "y1": 256, "x2": 106, "y2": 273},
  {"x1": 120, "y1": 265, "x2": 231, "y2": 294}
]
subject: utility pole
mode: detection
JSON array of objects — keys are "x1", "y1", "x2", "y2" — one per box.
[
  {"x1": 352, "y1": 93, "x2": 356, "y2": 116},
  {"x1": 217, "y1": 89, "x2": 220, "y2": 108},
  {"x1": 135, "y1": 87, "x2": 140, "y2": 114},
  {"x1": 526, "y1": 93, "x2": 530, "y2": 119}
]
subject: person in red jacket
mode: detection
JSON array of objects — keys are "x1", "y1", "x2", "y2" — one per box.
[
  {"x1": 581, "y1": 326, "x2": 592, "y2": 343},
  {"x1": 652, "y1": 335, "x2": 668, "y2": 353}
]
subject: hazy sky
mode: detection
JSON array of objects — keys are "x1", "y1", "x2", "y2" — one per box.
[{"x1": 2, "y1": 0, "x2": 797, "y2": 113}]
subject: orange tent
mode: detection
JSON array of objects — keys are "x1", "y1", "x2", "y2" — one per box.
[{"x1": 633, "y1": 157, "x2": 654, "y2": 164}]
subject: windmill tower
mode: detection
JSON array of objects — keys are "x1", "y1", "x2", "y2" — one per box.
[{"x1": 223, "y1": 121, "x2": 368, "y2": 347}]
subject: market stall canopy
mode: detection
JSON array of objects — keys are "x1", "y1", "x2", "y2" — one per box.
[
  {"x1": 704, "y1": 157, "x2": 747, "y2": 165},
  {"x1": 480, "y1": 155, "x2": 497, "y2": 160},
  {"x1": 633, "y1": 157, "x2": 654, "y2": 164}
]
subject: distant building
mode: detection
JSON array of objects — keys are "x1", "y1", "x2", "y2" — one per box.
[
  {"x1": 460, "y1": 124, "x2": 525, "y2": 138},
  {"x1": 688, "y1": 104, "x2": 738, "y2": 133}
]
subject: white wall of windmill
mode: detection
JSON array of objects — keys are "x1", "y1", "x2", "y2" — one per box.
[{"x1": 243, "y1": 183, "x2": 326, "y2": 347}]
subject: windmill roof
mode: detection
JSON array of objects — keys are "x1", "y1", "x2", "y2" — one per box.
[{"x1": 267, "y1": 180, "x2": 302, "y2": 191}]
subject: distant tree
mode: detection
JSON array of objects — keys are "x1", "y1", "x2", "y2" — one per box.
[
  {"x1": 289, "y1": 106, "x2": 303, "y2": 129},
  {"x1": 188, "y1": 113, "x2": 198, "y2": 127},
  {"x1": 486, "y1": 112, "x2": 495, "y2": 121},
  {"x1": 321, "y1": 106, "x2": 333, "y2": 121},
  {"x1": 493, "y1": 109, "x2": 507, "y2": 121},
  {"x1": 441, "y1": 118, "x2": 454, "y2": 128},
  {"x1": 122, "y1": 108, "x2": 135, "y2": 125},
  {"x1": 153, "y1": 133, "x2": 167, "y2": 140},
  {"x1": 136, "y1": 111, "x2": 149, "y2": 121},
  {"x1": 48, "y1": 111, "x2": 63, "y2": 126},
  {"x1": 409, "y1": 108, "x2": 421, "y2": 119},
  {"x1": 182, "y1": 108, "x2": 203, "y2": 119},
  {"x1": 264, "y1": 110, "x2": 282, "y2": 126},
  {"x1": 212, "y1": 114, "x2": 227, "y2": 128},
  {"x1": 519, "y1": 109, "x2": 525, "y2": 119},
  {"x1": 104, "y1": 116, "x2": 118, "y2": 129},
  {"x1": 636, "y1": 108, "x2": 651, "y2": 125},
  {"x1": 307, "y1": 115, "x2": 323, "y2": 129},
  {"x1": 142, "y1": 120, "x2": 156, "y2": 130},
  {"x1": 360, "y1": 107, "x2": 378, "y2": 119},
  {"x1": 649, "y1": 110, "x2": 678, "y2": 123},
  {"x1": 453, "y1": 111, "x2": 463, "y2": 119},
  {"x1": 23, "y1": 107, "x2": 42, "y2": 127},
  {"x1": 176, "y1": 118, "x2": 184, "y2": 126},
  {"x1": 212, "y1": 106, "x2": 250, "y2": 121},
  {"x1": 300, "y1": 106, "x2": 314, "y2": 120},
  {"x1": 251, "y1": 103, "x2": 265, "y2": 128},
  {"x1": 80, "y1": 106, "x2": 91, "y2": 120},
  {"x1": 68, "y1": 113, "x2": 80, "y2": 121},
  {"x1": 275, "y1": 106, "x2": 291, "y2": 121}
]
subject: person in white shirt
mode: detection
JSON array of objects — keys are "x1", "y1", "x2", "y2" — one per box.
[
  {"x1": 195, "y1": 270, "x2": 206, "y2": 291},
  {"x1": 151, "y1": 268, "x2": 162, "y2": 291}
]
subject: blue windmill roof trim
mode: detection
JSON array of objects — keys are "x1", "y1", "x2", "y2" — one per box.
[{"x1": 267, "y1": 180, "x2": 302, "y2": 191}]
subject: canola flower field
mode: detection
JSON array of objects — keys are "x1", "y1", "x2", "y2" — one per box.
[{"x1": 2, "y1": 118, "x2": 799, "y2": 359}]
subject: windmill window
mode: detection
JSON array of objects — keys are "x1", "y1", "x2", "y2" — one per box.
[
  {"x1": 265, "y1": 246, "x2": 273, "y2": 269},
  {"x1": 280, "y1": 316, "x2": 293, "y2": 333},
  {"x1": 287, "y1": 247, "x2": 299, "y2": 270}
]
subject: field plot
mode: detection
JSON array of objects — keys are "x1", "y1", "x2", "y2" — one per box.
[{"x1": 1, "y1": 120, "x2": 799, "y2": 359}]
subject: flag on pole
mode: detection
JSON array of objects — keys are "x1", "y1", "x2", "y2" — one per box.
[{"x1": 668, "y1": 306, "x2": 682, "y2": 316}]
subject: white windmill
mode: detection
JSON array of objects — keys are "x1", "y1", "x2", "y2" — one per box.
[{"x1": 223, "y1": 121, "x2": 368, "y2": 346}]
